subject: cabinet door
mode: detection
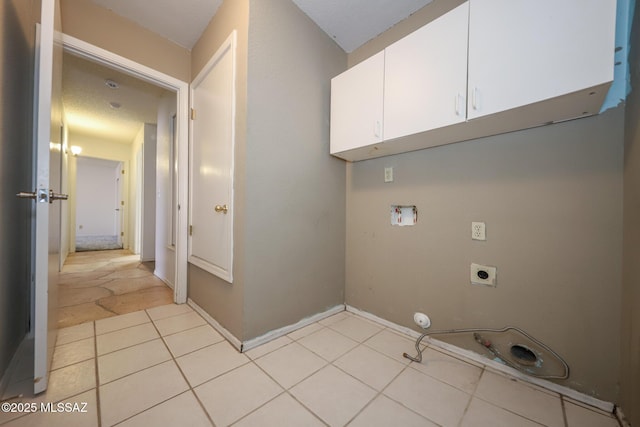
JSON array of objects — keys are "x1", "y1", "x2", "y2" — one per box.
[
  {"x1": 330, "y1": 51, "x2": 384, "y2": 154},
  {"x1": 467, "y1": 0, "x2": 616, "y2": 120},
  {"x1": 384, "y1": 2, "x2": 469, "y2": 141}
]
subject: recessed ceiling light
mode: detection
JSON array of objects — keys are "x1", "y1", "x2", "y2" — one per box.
[
  {"x1": 109, "y1": 101, "x2": 121, "y2": 109},
  {"x1": 105, "y1": 79, "x2": 119, "y2": 89}
]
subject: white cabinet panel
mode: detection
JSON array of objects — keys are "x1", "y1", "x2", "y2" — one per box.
[
  {"x1": 329, "y1": 0, "x2": 616, "y2": 161},
  {"x1": 330, "y1": 51, "x2": 384, "y2": 154},
  {"x1": 467, "y1": 0, "x2": 616, "y2": 120},
  {"x1": 384, "y1": 2, "x2": 469, "y2": 141},
  {"x1": 189, "y1": 33, "x2": 236, "y2": 283}
]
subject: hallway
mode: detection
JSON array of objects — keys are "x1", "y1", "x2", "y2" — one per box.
[{"x1": 58, "y1": 250, "x2": 174, "y2": 328}]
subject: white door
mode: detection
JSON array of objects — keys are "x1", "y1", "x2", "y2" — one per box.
[
  {"x1": 189, "y1": 31, "x2": 236, "y2": 283},
  {"x1": 21, "y1": 0, "x2": 64, "y2": 394},
  {"x1": 383, "y1": 2, "x2": 469, "y2": 140}
]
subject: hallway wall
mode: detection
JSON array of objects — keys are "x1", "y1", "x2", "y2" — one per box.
[
  {"x1": 188, "y1": 0, "x2": 346, "y2": 343},
  {"x1": 243, "y1": 0, "x2": 346, "y2": 339},
  {"x1": 188, "y1": 0, "x2": 249, "y2": 340},
  {"x1": 155, "y1": 92, "x2": 177, "y2": 287},
  {"x1": 60, "y1": 0, "x2": 190, "y2": 82}
]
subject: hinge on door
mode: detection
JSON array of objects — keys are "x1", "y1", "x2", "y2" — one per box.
[
  {"x1": 121, "y1": 201, "x2": 124, "y2": 206},
  {"x1": 191, "y1": 108, "x2": 196, "y2": 120},
  {"x1": 120, "y1": 232, "x2": 124, "y2": 237},
  {"x1": 189, "y1": 225, "x2": 193, "y2": 236},
  {"x1": 121, "y1": 170, "x2": 125, "y2": 174}
]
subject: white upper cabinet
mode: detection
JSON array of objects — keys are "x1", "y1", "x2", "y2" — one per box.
[
  {"x1": 330, "y1": 0, "x2": 617, "y2": 161},
  {"x1": 467, "y1": 0, "x2": 616, "y2": 120},
  {"x1": 384, "y1": 2, "x2": 469, "y2": 141},
  {"x1": 330, "y1": 51, "x2": 384, "y2": 154}
]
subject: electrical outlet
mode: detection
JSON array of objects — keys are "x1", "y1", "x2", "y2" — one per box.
[
  {"x1": 472, "y1": 222, "x2": 486, "y2": 241},
  {"x1": 384, "y1": 167, "x2": 394, "y2": 183},
  {"x1": 470, "y1": 263, "x2": 497, "y2": 287}
]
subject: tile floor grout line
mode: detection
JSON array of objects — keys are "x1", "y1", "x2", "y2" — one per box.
[
  {"x1": 470, "y1": 392, "x2": 558, "y2": 426},
  {"x1": 351, "y1": 358, "x2": 438, "y2": 426},
  {"x1": 281, "y1": 390, "x2": 331, "y2": 427},
  {"x1": 560, "y1": 395, "x2": 569, "y2": 427},
  {"x1": 95, "y1": 313, "x2": 196, "y2": 425},
  {"x1": 154, "y1": 321, "x2": 210, "y2": 339},
  {"x1": 148, "y1": 311, "x2": 217, "y2": 427},
  {"x1": 92, "y1": 320, "x2": 103, "y2": 427},
  {"x1": 455, "y1": 366, "x2": 484, "y2": 427}
]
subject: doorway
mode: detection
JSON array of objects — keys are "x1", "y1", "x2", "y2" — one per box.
[
  {"x1": 74, "y1": 157, "x2": 123, "y2": 251},
  {"x1": 61, "y1": 34, "x2": 188, "y2": 303}
]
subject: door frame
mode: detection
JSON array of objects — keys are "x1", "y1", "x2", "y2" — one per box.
[
  {"x1": 61, "y1": 34, "x2": 189, "y2": 303},
  {"x1": 115, "y1": 161, "x2": 124, "y2": 248}
]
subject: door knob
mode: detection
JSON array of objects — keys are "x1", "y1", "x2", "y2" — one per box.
[
  {"x1": 49, "y1": 190, "x2": 68, "y2": 203},
  {"x1": 16, "y1": 189, "x2": 49, "y2": 203},
  {"x1": 17, "y1": 189, "x2": 68, "y2": 203},
  {"x1": 214, "y1": 204, "x2": 228, "y2": 214}
]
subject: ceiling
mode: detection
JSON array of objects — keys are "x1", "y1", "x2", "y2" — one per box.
[
  {"x1": 63, "y1": 51, "x2": 169, "y2": 144},
  {"x1": 291, "y1": 0, "x2": 432, "y2": 53},
  {"x1": 67, "y1": 0, "x2": 433, "y2": 146},
  {"x1": 91, "y1": 0, "x2": 223, "y2": 49},
  {"x1": 90, "y1": 0, "x2": 433, "y2": 52}
]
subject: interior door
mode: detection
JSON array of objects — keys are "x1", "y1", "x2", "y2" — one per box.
[
  {"x1": 115, "y1": 162, "x2": 124, "y2": 248},
  {"x1": 33, "y1": 0, "x2": 63, "y2": 394},
  {"x1": 189, "y1": 31, "x2": 236, "y2": 283}
]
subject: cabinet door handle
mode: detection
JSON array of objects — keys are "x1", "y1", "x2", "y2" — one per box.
[
  {"x1": 455, "y1": 94, "x2": 465, "y2": 117},
  {"x1": 471, "y1": 87, "x2": 480, "y2": 111},
  {"x1": 374, "y1": 120, "x2": 381, "y2": 139}
]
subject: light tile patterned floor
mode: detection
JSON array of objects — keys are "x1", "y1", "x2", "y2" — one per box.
[
  {"x1": 0, "y1": 305, "x2": 620, "y2": 427},
  {"x1": 58, "y1": 250, "x2": 174, "y2": 328}
]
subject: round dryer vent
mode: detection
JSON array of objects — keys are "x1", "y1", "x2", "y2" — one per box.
[{"x1": 510, "y1": 344, "x2": 538, "y2": 366}]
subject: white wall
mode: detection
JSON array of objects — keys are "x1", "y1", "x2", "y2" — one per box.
[
  {"x1": 155, "y1": 92, "x2": 177, "y2": 286},
  {"x1": 67, "y1": 132, "x2": 131, "y2": 250},
  {"x1": 142, "y1": 123, "x2": 157, "y2": 261},
  {"x1": 60, "y1": 122, "x2": 70, "y2": 262},
  {"x1": 75, "y1": 157, "x2": 120, "y2": 236},
  {"x1": 129, "y1": 123, "x2": 157, "y2": 259},
  {"x1": 130, "y1": 126, "x2": 143, "y2": 254}
]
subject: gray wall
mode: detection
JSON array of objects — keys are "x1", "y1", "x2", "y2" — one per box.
[
  {"x1": 244, "y1": 0, "x2": 346, "y2": 339},
  {"x1": 188, "y1": 0, "x2": 249, "y2": 340},
  {"x1": 188, "y1": 0, "x2": 346, "y2": 342},
  {"x1": 0, "y1": 0, "x2": 37, "y2": 380},
  {"x1": 345, "y1": 0, "x2": 623, "y2": 401},
  {"x1": 621, "y1": 1, "x2": 640, "y2": 422}
]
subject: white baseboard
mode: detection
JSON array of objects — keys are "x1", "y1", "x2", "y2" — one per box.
[
  {"x1": 241, "y1": 305, "x2": 346, "y2": 352},
  {"x1": 188, "y1": 299, "x2": 345, "y2": 353},
  {"x1": 186, "y1": 299, "x2": 617, "y2": 415},
  {"x1": 187, "y1": 298, "x2": 243, "y2": 351},
  {"x1": 345, "y1": 305, "x2": 615, "y2": 414}
]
